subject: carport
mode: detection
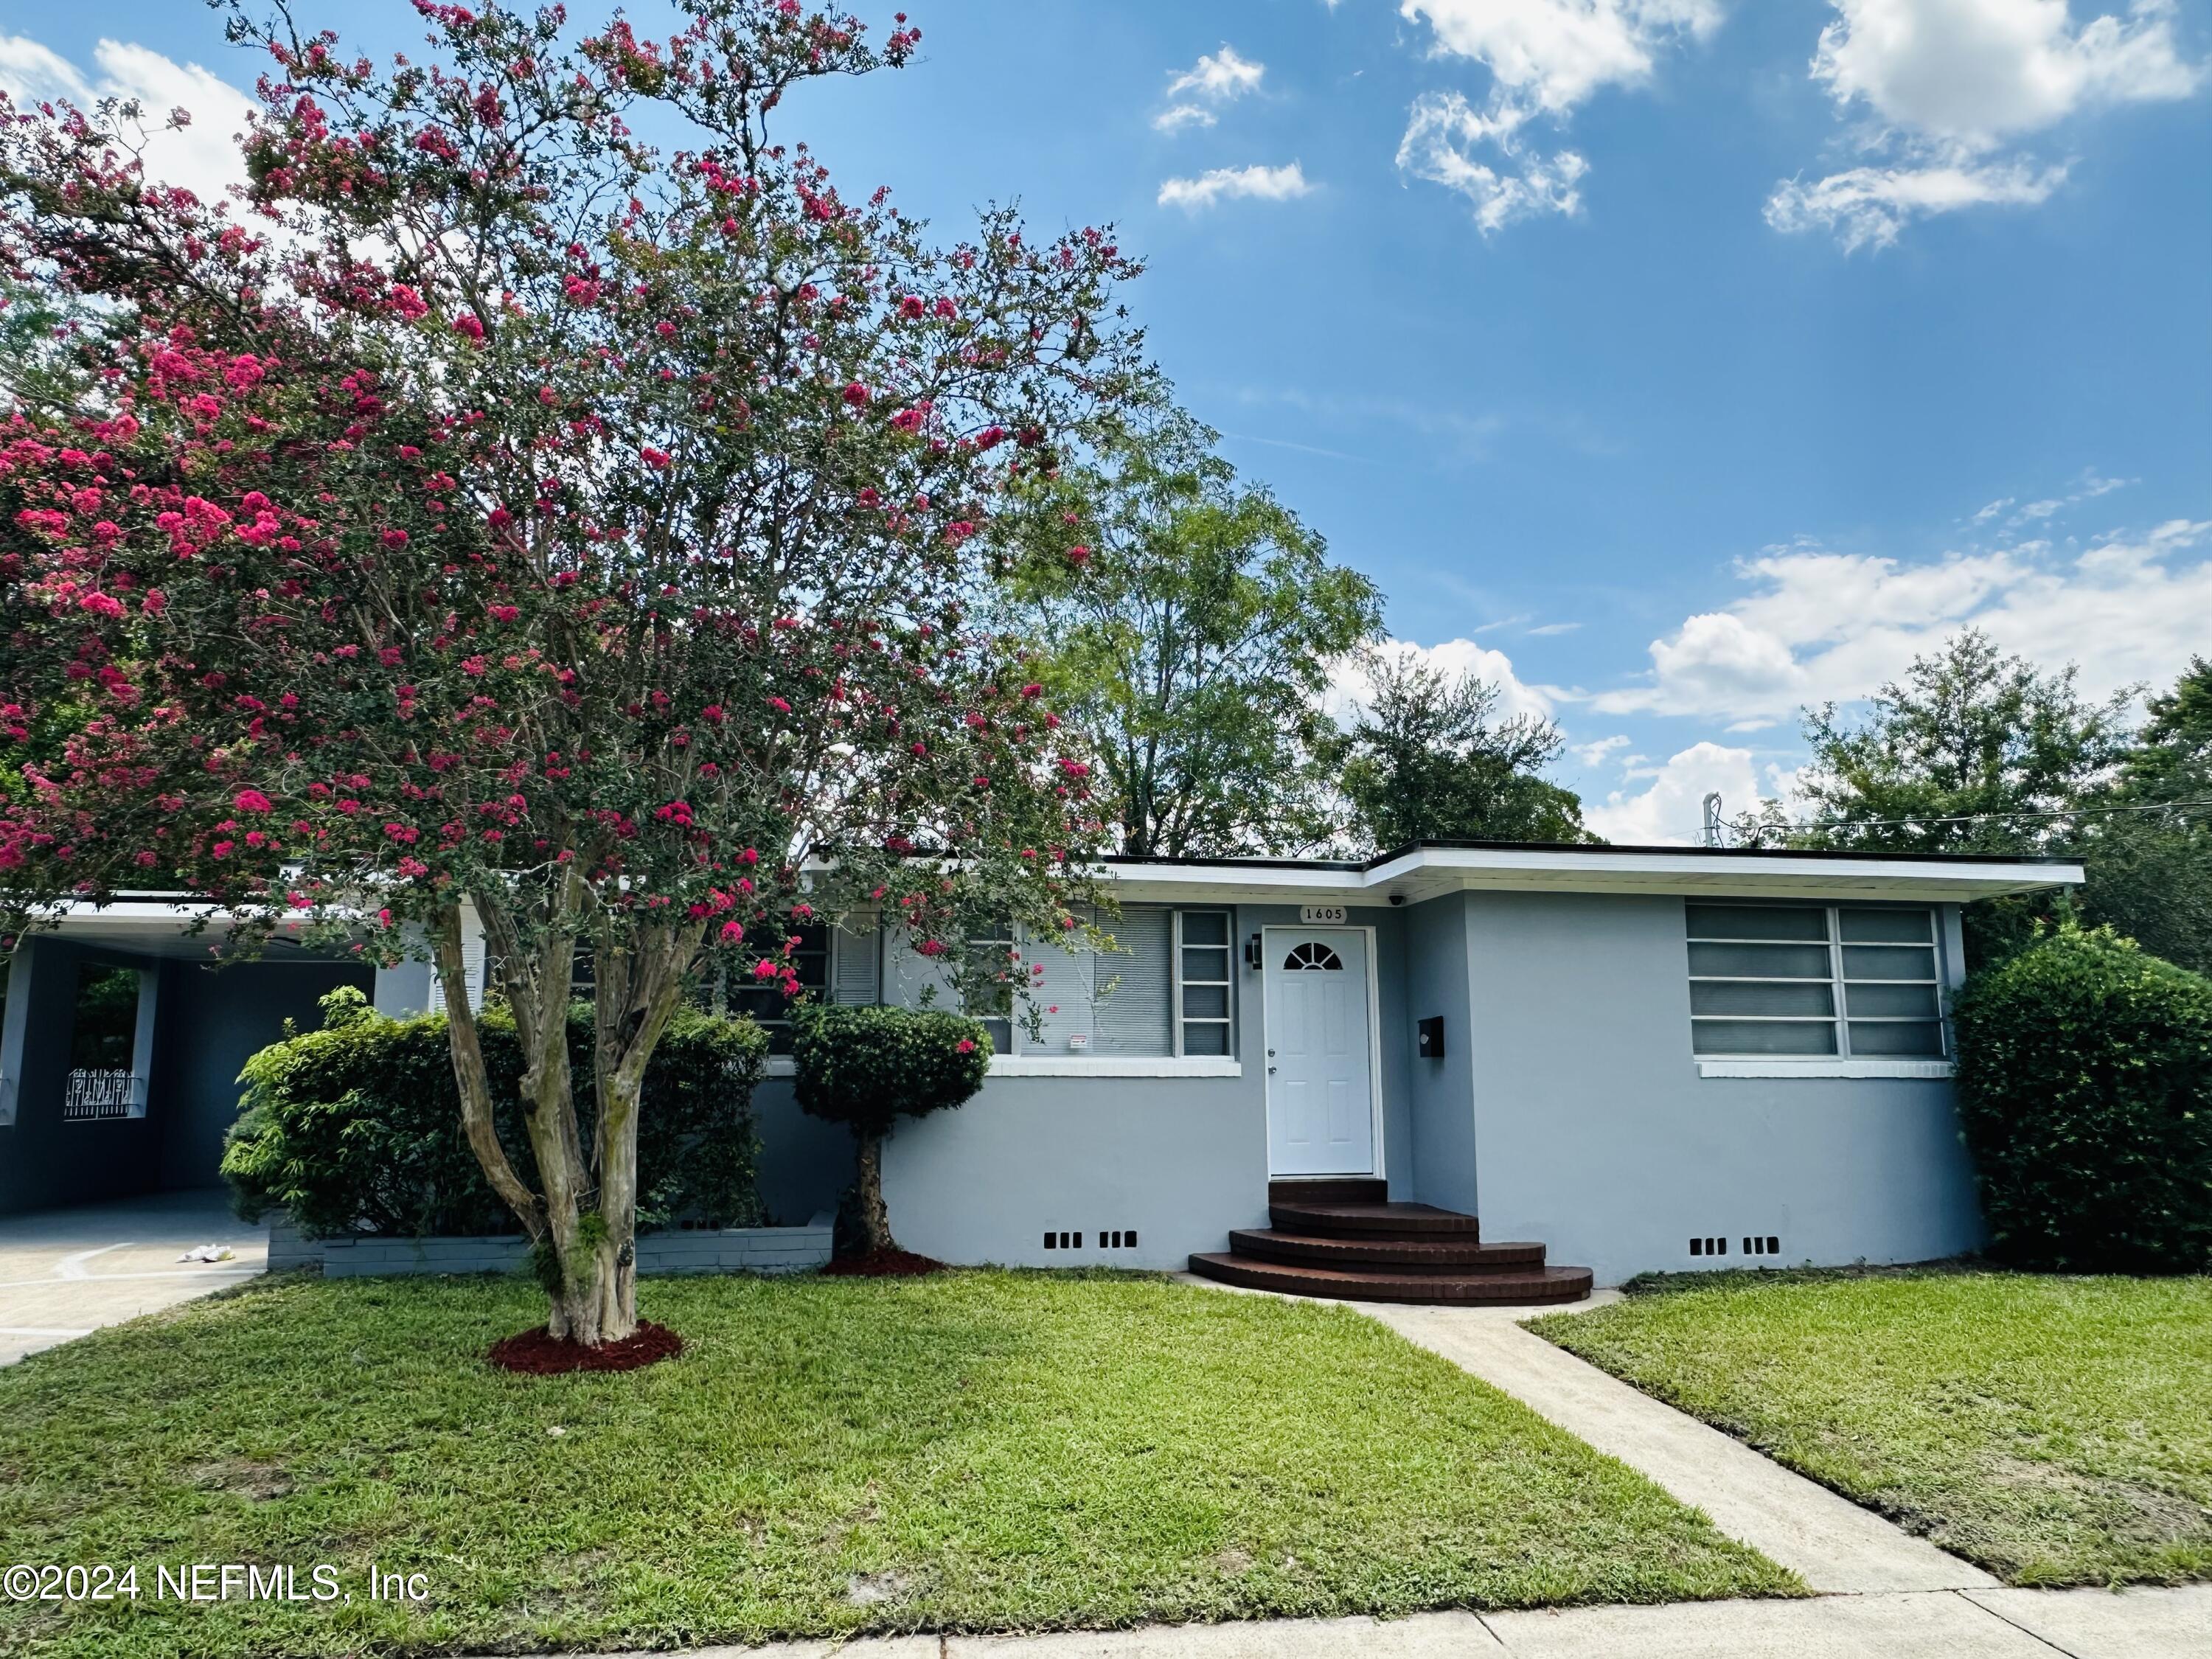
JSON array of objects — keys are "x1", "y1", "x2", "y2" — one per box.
[{"x1": 0, "y1": 899, "x2": 372, "y2": 1219}]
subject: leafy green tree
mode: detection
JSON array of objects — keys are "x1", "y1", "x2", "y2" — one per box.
[
  {"x1": 791, "y1": 1004, "x2": 990, "y2": 1259},
  {"x1": 1792, "y1": 631, "x2": 2132, "y2": 964},
  {"x1": 1330, "y1": 650, "x2": 1596, "y2": 849},
  {"x1": 2080, "y1": 658, "x2": 2212, "y2": 974},
  {"x1": 996, "y1": 406, "x2": 1383, "y2": 857}
]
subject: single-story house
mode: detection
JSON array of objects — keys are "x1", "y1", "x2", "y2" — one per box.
[{"x1": 0, "y1": 841, "x2": 2081, "y2": 1294}]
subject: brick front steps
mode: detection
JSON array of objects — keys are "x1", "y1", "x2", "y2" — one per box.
[{"x1": 1189, "y1": 1180, "x2": 1593, "y2": 1306}]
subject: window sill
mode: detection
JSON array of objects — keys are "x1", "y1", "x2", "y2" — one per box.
[
  {"x1": 1696, "y1": 1058, "x2": 1954, "y2": 1080},
  {"x1": 990, "y1": 1055, "x2": 1242, "y2": 1079},
  {"x1": 762, "y1": 1055, "x2": 1245, "y2": 1080}
]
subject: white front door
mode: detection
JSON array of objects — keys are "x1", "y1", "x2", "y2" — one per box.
[{"x1": 1263, "y1": 928, "x2": 1377, "y2": 1177}]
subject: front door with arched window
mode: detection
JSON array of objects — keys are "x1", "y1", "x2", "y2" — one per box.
[{"x1": 1262, "y1": 928, "x2": 1377, "y2": 1177}]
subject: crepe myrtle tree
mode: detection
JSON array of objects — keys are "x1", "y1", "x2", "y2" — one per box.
[{"x1": 0, "y1": 0, "x2": 1141, "y2": 1344}]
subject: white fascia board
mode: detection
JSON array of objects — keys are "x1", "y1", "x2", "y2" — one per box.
[{"x1": 1099, "y1": 849, "x2": 2082, "y2": 904}]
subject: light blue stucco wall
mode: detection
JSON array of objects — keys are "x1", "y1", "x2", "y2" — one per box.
[
  {"x1": 877, "y1": 902, "x2": 1413, "y2": 1269},
  {"x1": 1402, "y1": 894, "x2": 1478, "y2": 1215},
  {"x1": 866, "y1": 886, "x2": 1986, "y2": 1281},
  {"x1": 1458, "y1": 889, "x2": 1984, "y2": 1286}
]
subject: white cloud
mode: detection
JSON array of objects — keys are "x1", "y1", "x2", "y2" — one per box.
[
  {"x1": 1590, "y1": 516, "x2": 2212, "y2": 723},
  {"x1": 1158, "y1": 161, "x2": 1313, "y2": 211},
  {"x1": 1771, "y1": 1, "x2": 2203, "y2": 248},
  {"x1": 1571, "y1": 733, "x2": 1633, "y2": 767},
  {"x1": 0, "y1": 35, "x2": 257, "y2": 211},
  {"x1": 1585, "y1": 740, "x2": 1764, "y2": 844},
  {"x1": 1167, "y1": 44, "x2": 1266, "y2": 102},
  {"x1": 1153, "y1": 104, "x2": 1217, "y2": 133},
  {"x1": 1527, "y1": 620, "x2": 1583, "y2": 635},
  {"x1": 1393, "y1": 1, "x2": 1722, "y2": 230},
  {"x1": 1397, "y1": 91, "x2": 1589, "y2": 232},
  {"x1": 1323, "y1": 636, "x2": 1559, "y2": 728},
  {"x1": 1401, "y1": 1, "x2": 1725, "y2": 112},
  {"x1": 1155, "y1": 44, "x2": 1265, "y2": 133},
  {"x1": 1764, "y1": 156, "x2": 2065, "y2": 250},
  {"x1": 1811, "y1": 0, "x2": 2199, "y2": 147}
]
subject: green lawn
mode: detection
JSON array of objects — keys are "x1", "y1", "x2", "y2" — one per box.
[
  {"x1": 1, "y1": 1271, "x2": 1792, "y2": 1658},
  {"x1": 1530, "y1": 1268, "x2": 2212, "y2": 1587}
]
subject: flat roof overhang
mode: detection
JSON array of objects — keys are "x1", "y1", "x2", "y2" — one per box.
[
  {"x1": 1098, "y1": 843, "x2": 2086, "y2": 907},
  {"x1": 23, "y1": 844, "x2": 2087, "y2": 940},
  {"x1": 18, "y1": 897, "x2": 345, "y2": 961}
]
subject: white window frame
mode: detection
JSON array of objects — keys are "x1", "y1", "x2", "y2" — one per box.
[
  {"x1": 1687, "y1": 902, "x2": 1948, "y2": 1065},
  {"x1": 60, "y1": 961, "x2": 157, "y2": 1123},
  {"x1": 1172, "y1": 909, "x2": 1234, "y2": 1059}
]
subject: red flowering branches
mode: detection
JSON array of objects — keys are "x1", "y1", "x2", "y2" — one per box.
[{"x1": 0, "y1": 0, "x2": 1141, "y2": 1343}]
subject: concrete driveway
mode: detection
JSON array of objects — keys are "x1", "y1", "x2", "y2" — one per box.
[{"x1": 0, "y1": 1190, "x2": 265, "y2": 1364}]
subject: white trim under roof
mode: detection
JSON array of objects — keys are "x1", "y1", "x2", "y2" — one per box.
[
  {"x1": 1099, "y1": 846, "x2": 2083, "y2": 906},
  {"x1": 34, "y1": 845, "x2": 2082, "y2": 945}
]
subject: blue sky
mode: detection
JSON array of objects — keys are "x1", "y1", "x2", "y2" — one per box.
[{"x1": 4, "y1": 1, "x2": 2208, "y2": 841}]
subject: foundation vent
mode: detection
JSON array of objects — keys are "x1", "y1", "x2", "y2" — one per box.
[
  {"x1": 1688, "y1": 1235, "x2": 1782, "y2": 1259},
  {"x1": 1040, "y1": 1230, "x2": 1141, "y2": 1251}
]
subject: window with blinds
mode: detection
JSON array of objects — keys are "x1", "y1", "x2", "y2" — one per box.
[
  {"x1": 712, "y1": 922, "x2": 831, "y2": 1052},
  {"x1": 868, "y1": 905, "x2": 1234, "y2": 1060},
  {"x1": 1686, "y1": 903, "x2": 1945, "y2": 1059}
]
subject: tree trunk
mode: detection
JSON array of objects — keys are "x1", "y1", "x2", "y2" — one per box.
[
  {"x1": 582, "y1": 923, "x2": 698, "y2": 1345},
  {"x1": 852, "y1": 1127, "x2": 896, "y2": 1256},
  {"x1": 442, "y1": 891, "x2": 634, "y2": 1347}
]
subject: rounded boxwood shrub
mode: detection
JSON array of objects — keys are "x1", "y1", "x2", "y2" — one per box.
[
  {"x1": 223, "y1": 986, "x2": 769, "y2": 1239},
  {"x1": 1953, "y1": 924, "x2": 2212, "y2": 1273},
  {"x1": 790, "y1": 1003, "x2": 990, "y2": 1258}
]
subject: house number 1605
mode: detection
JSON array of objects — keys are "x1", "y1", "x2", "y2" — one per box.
[{"x1": 1298, "y1": 905, "x2": 1348, "y2": 925}]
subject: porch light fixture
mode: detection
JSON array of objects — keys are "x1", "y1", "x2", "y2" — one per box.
[{"x1": 1245, "y1": 932, "x2": 1263, "y2": 971}]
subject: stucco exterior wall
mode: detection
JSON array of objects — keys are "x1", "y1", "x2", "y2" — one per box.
[
  {"x1": 1458, "y1": 889, "x2": 1983, "y2": 1286},
  {"x1": 155, "y1": 959, "x2": 372, "y2": 1191},
  {"x1": 1401, "y1": 893, "x2": 1478, "y2": 1214},
  {"x1": 869, "y1": 902, "x2": 1413, "y2": 1269},
  {"x1": 751, "y1": 1074, "x2": 854, "y2": 1227}
]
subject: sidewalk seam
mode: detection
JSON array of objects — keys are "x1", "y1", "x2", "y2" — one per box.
[{"x1": 1960, "y1": 1590, "x2": 2092, "y2": 1659}]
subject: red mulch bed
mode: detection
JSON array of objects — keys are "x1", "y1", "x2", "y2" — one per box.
[
  {"x1": 821, "y1": 1247, "x2": 947, "y2": 1278},
  {"x1": 487, "y1": 1320, "x2": 684, "y2": 1374}
]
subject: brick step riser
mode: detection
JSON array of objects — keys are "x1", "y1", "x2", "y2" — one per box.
[
  {"x1": 1266, "y1": 1179, "x2": 1388, "y2": 1206},
  {"x1": 1269, "y1": 1207, "x2": 1483, "y2": 1239},
  {"x1": 1189, "y1": 1253, "x2": 1594, "y2": 1306},
  {"x1": 1228, "y1": 1231, "x2": 1546, "y2": 1273}
]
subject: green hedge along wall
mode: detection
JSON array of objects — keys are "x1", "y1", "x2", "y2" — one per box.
[{"x1": 223, "y1": 987, "x2": 769, "y2": 1239}]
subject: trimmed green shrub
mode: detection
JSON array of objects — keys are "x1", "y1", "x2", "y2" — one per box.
[
  {"x1": 1953, "y1": 924, "x2": 2212, "y2": 1272},
  {"x1": 791, "y1": 1003, "x2": 990, "y2": 1256},
  {"x1": 223, "y1": 987, "x2": 768, "y2": 1238}
]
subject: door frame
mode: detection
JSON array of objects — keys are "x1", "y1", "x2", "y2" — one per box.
[{"x1": 1259, "y1": 923, "x2": 1387, "y2": 1180}]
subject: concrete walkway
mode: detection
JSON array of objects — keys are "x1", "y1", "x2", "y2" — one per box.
[
  {"x1": 600, "y1": 1583, "x2": 2212, "y2": 1657},
  {"x1": 1172, "y1": 1273, "x2": 1988, "y2": 1596},
  {"x1": 1366, "y1": 1300, "x2": 1992, "y2": 1595},
  {"x1": 0, "y1": 1189, "x2": 265, "y2": 1364}
]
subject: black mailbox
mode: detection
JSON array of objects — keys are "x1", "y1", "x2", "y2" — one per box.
[{"x1": 1417, "y1": 1015, "x2": 1445, "y2": 1060}]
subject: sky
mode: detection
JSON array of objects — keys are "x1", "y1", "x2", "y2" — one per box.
[{"x1": 4, "y1": 0, "x2": 2208, "y2": 844}]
